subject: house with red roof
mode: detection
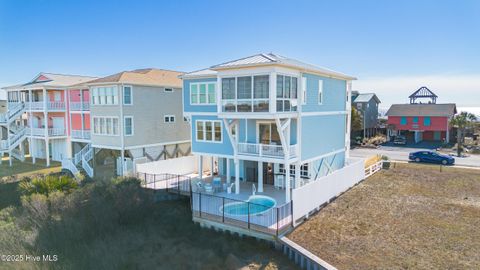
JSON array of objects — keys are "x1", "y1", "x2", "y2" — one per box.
[{"x1": 386, "y1": 87, "x2": 456, "y2": 144}]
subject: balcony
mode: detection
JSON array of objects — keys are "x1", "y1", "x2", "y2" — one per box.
[
  {"x1": 69, "y1": 102, "x2": 90, "y2": 111},
  {"x1": 27, "y1": 127, "x2": 66, "y2": 137},
  {"x1": 27, "y1": 101, "x2": 66, "y2": 111},
  {"x1": 71, "y1": 129, "x2": 91, "y2": 140},
  {"x1": 237, "y1": 142, "x2": 298, "y2": 159},
  {"x1": 221, "y1": 99, "x2": 298, "y2": 114}
]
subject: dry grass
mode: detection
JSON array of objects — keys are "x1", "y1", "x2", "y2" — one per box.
[
  {"x1": 288, "y1": 163, "x2": 480, "y2": 270},
  {"x1": 0, "y1": 157, "x2": 61, "y2": 179}
]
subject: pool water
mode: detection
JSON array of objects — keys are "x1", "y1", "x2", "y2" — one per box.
[{"x1": 221, "y1": 196, "x2": 276, "y2": 216}]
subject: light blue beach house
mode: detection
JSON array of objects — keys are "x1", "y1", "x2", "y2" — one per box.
[{"x1": 181, "y1": 53, "x2": 365, "y2": 238}]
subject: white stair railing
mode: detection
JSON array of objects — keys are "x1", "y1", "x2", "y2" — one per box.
[
  {"x1": 11, "y1": 148, "x2": 25, "y2": 162},
  {"x1": 74, "y1": 144, "x2": 91, "y2": 165},
  {"x1": 62, "y1": 159, "x2": 80, "y2": 179},
  {"x1": 81, "y1": 146, "x2": 94, "y2": 178},
  {"x1": 0, "y1": 102, "x2": 25, "y2": 124}
]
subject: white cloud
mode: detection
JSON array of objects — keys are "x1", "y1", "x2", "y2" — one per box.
[{"x1": 353, "y1": 74, "x2": 480, "y2": 108}]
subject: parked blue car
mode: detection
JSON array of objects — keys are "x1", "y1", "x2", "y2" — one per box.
[{"x1": 409, "y1": 151, "x2": 455, "y2": 165}]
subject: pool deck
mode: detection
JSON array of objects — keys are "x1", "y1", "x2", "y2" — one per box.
[{"x1": 191, "y1": 174, "x2": 287, "y2": 205}]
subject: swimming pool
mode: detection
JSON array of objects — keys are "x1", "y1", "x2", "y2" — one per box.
[{"x1": 220, "y1": 195, "x2": 277, "y2": 216}]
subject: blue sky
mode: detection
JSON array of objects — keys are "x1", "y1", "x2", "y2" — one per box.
[{"x1": 0, "y1": 0, "x2": 479, "y2": 107}]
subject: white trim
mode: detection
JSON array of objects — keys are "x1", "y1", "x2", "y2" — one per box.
[
  {"x1": 217, "y1": 112, "x2": 299, "y2": 119},
  {"x1": 189, "y1": 82, "x2": 216, "y2": 105},
  {"x1": 301, "y1": 148, "x2": 345, "y2": 164},
  {"x1": 318, "y1": 80, "x2": 323, "y2": 105},
  {"x1": 92, "y1": 116, "x2": 120, "y2": 136},
  {"x1": 163, "y1": 114, "x2": 176, "y2": 123},
  {"x1": 195, "y1": 119, "x2": 223, "y2": 144},
  {"x1": 123, "y1": 85, "x2": 133, "y2": 105},
  {"x1": 301, "y1": 77, "x2": 307, "y2": 105},
  {"x1": 183, "y1": 112, "x2": 218, "y2": 117},
  {"x1": 124, "y1": 116, "x2": 134, "y2": 136},
  {"x1": 301, "y1": 111, "x2": 347, "y2": 117}
]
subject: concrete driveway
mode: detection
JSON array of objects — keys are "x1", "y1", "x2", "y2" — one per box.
[{"x1": 351, "y1": 146, "x2": 480, "y2": 168}]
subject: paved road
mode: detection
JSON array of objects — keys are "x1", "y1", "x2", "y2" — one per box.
[{"x1": 351, "y1": 146, "x2": 480, "y2": 168}]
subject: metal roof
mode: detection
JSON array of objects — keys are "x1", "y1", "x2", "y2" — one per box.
[
  {"x1": 386, "y1": 103, "x2": 457, "y2": 117},
  {"x1": 353, "y1": 93, "x2": 381, "y2": 103},
  {"x1": 209, "y1": 53, "x2": 356, "y2": 80},
  {"x1": 180, "y1": 68, "x2": 217, "y2": 79}
]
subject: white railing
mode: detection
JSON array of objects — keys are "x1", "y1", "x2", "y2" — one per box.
[
  {"x1": 221, "y1": 99, "x2": 270, "y2": 113},
  {"x1": 48, "y1": 128, "x2": 66, "y2": 136},
  {"x1": 71, "y1": 129, "x2": 91, "y2": 140},
  {"x1": 48, "y1": 101, "x2": 66, "y2": 110},
  {"x1": 69, "y1": 101, "x2": 90, "y2": 111},
  {"x1": 62, "y1": 159, "x2": 80, "y2": 178},
  {"x1": 27, "y1": 101, "x2": 44, "y2": 110},
  {"x1": 0, "y1": 127, "x2": 26, "y2": 151},
  {"x1": 0, "y1": 102, "x2": 25, "y2": 123},
  {"x1": 28, "y1": 127, "x2": 45, "y2": 136},
  {"x1": 27, "y1": 101, "x2": 66, "y2": 111},
  {"x1": 237, "y1": 142, "x2": 298, "y2": 158},
  {"x1": 365, "y1": 160, "x2": 383, "y2": 178},
  {"x1": 82, "y1": 150, "x2": 94, "y2": 178},
  {"x1": 74, "y1": 144, "x2": 91, "y2": 165},
  {"x1": 27, "y1": 127, "x2": 66, "y2": 137},
  {"x1": 11, "y1": 148, "x2": 25, "y2": 162}
]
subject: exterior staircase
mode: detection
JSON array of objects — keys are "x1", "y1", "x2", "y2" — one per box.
[
  {"x1": 0, "y1": 102, "x2": 26, "y2": 126},
  {"x1": 0, "y1": 126, "x2": 27, "y2": 157},
  {"x1": 64, "y1": 144, "x2": 94, "y2": 179}
]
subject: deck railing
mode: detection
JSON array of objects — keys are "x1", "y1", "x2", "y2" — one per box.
[
  {"x1": 71, "y1": 129, "x2": 91, "y2": 140},
  {"x1": 137, "y1": 172, "x2": 293, "y2": 236},
  {"x1": 191, "y1": 192, "x2": 293, "y2": 236},
  {"x1": 69, "y1": 101, "x2": 90, "y2": 111},
  {"x1": 27, "y1": 101, "x2": 66, "y2": 110},
  {"x1": 237, "y1": 142, "x2": 298, "y2": 159}
]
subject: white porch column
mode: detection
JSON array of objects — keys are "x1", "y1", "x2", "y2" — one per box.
[
  {"x1": 120, "y1": 150, "x2": 125, "y2": 176},
  {"x1": 45, "y1": 139, "x2": 50, "y2": 167},
  {"x1": 257, "y1": 161, "x2": 263, "y2": 192},
  {"x1": 31, "y1": 138, "x2": 36, "y2": 164},
  {"x1": 285, "y1": 160, "x2": 290, "y2": 202},
  {"x1": 198, "y1": 155, "x2": 203, "y2": 179},
  {"x1": 226, "y1": 158, "x2": 230, "y2": 184},
  {"x1": 7, "y1": 125, "x2": 12, "y2": 166},
  {"x1": 294, "y1": 163, "x2": 301, "y2": 189},
  {"x1": 235, "y1": 159, "x2": 240, "y2": 194},
  {"x1": 43, "y1": 88, "x2": 49, "y2": 166}
]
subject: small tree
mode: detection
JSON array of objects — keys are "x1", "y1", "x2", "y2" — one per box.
[
  {"x1": 450, "y1": 112, "x2": 477, "y2": 157},
  {"x1": 19, "y1": 174, "x2": 78, "y2": 197},
  {"x1": 351, "y1": 107, "x2": 362, "y2": 131}
]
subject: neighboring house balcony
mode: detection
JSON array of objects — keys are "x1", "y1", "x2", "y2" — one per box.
[
  {"x1": 69, "y1": 101, "x2": 90, "y2": 111},
  {"x1": 27, "y1": 127, "x2": 66, "y2": 137},
  {"x1": 71, "y1": 129, "x2": 91, "y2": 140},
  {"x1": 26, "y1": 101, "x2": 66, "y2": 111}
]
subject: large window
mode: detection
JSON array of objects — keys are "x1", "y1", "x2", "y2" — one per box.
[
  {"x1": 276, "y1": 75, "x2": 298, "y2": 112},
  {"x1": 190, "y1": 82, "x2": 216, "y2": 105},
  {"x1": 92, "y1": 86, "x2": 118, "y2": 105},
  {"x1": 93, "y1": 117, "x2": 119, "y2": 135},
  {"x1": 221, "y1": 75, "x2": 270, "y2": 112},
  {"x1": 123, "y1": 86, "x2": 132, "y2": 105},
  {"x1": 424, "y1": 117, "x2": 431, "y2": 126},
  {"x1": 400, "y1": 117, "x2": 407, "y2": 125},
  {"x1": 124, "y1": 116, "x2": 133, "y2": 136},
  {"x1": 196, "y1": 120, "x2": 222, "y2": 142}
]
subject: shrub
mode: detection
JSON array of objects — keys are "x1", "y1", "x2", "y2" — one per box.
[
  {"x1": 19, "y1": 174, "x2": 78, "y2": 197},
  {"x1": 381, "y1": 155, "x2": 391, "y2": 169}
]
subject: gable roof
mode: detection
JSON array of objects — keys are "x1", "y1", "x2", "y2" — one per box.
[
  {"x1": 353, "y1": 93, "x2": 381, "y2": 104},
  {"x1": 2, "y1": 73, "x2": 98, "y2": 90},
  {"x1": 87, "y1": 68, "x2": 184, "y2": 88},
  {"x1": 184, "y1": 53, "x2": 356, "y2": 80},
  {"x1": 386, "y1": 103, "x2": 457, "y2": 117},
  {"x1": 180, "y1": 68, "x2": 217, "y2": 79}
]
